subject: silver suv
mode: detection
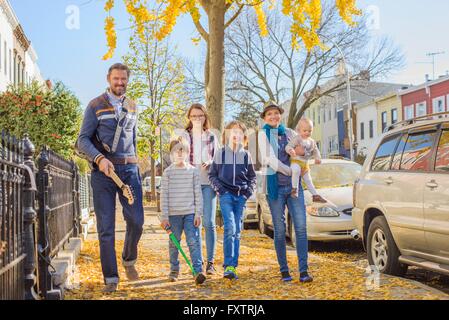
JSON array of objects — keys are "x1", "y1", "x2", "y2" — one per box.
[{"x1": 352, "y1": 112, "x2": 449, "y2": 277}]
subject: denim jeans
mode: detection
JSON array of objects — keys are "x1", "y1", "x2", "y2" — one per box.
[
  {"x1": 266, "y1": 185, "x2": 308, "y2": 274},
  {"x1": 219, "y1": 193, "x2": 247, "y2": 268},
  {"x1": 201, "y1": 185, "x2": 217, "y2": 263},
  {"x1": 168, "y1": 214, "x2": 203, "y2": 274},
  {"x1": 91, "y1": 164, "x2": 144, "y2": 285}
]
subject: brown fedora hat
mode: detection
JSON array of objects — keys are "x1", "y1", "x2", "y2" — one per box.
[{"x1": 260, "y1": 100, "x2": 284, "y2": 119}]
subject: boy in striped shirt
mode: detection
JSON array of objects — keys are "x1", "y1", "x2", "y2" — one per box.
[{"x1": 159, "y1": 137, "x2": 206, "y2": 285}]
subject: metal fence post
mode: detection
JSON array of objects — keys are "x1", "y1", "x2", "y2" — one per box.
[
  {"x1": 37, "y1": 146, "x2": 53, "y2": 299},
  {"x1": 71, "y1": 161, "x2": 80, "y2": 237},
  {"x1": 22, "y1": 135, "x2": 39, "y2": 300}
]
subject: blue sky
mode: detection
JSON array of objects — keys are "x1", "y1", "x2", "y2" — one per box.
[{"x1": 8, "y1": 0, "x2": 449, "y2": 109}]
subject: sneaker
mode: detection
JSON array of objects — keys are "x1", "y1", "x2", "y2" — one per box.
[
  {"x1": 281, "y1": 271, "x2": 292, "y2": 282},
  {"x1": 312, "y1": 195, "x2": 327, "y2": 203},
  {"x1": 168, "y1": 271, "x2": 179, "y2": 282},
  {"x1": 206, "y1": 261, "x2": 216, "y2": 275},
  {"x1": 124, "y1": 265, "x2": 139, "y2": 281},
  {"x1": 102, "y1": 282, "x2": 118, "y2": 293},
  {"x1": 300, "y1": 272, "x2": 313, "y2": 283},
  {"x1": 195, "y1": 272, "x2": 206, "y2": 285},
  {"x1": 223, "y1": 266, "x2": 238, "y2": 280},
  {"x1": 291, "y1": 187, "x2": 298, "y2": 198}
]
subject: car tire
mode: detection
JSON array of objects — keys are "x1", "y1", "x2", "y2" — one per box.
[
  {"x1": 258, "y1": 207, "x2": 268, "y2": 235},
  {"x1": 366, "y1": 216, "x2": 408, "y2": 276}
]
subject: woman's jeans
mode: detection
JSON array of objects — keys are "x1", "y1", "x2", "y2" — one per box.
[
  {"x1": 202, "y1": 185, "x2": 217, "y2": 263},
  {"x1": 266, "y1": 185, "x2": 308, "y2": 274},
  {"x1": 168, "y1": 214, "x2": 203, "y2": 274},
  {"x1": 219, "y1": 193, "x2": 247, "y2": 268}
]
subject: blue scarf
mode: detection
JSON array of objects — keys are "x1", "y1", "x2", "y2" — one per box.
[{"x1": 263, "y1": 123, "x2": 286, "y2": 200}]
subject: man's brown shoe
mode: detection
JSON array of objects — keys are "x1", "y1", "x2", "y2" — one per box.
[
  {"x1": 102, "y1": 283, "x2": 118, "y2": 293},
  {"x1": 125, "y1": 265, "x2": 139, "y2": 281}
]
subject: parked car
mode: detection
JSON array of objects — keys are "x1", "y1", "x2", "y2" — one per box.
[
  {"x1": 243, "y1": 172, "x2": 260, "y2": 228},
  {"x1": 143, "y1": 176, "x2": 162, "y2": 194},
  {"x1": 257, "y1": 159, "x2": 362, "y2": 247},
  {"x1": 352, "y1": 112, "x2": 449, "y2": 277}
]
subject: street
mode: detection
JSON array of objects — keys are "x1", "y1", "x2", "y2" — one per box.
[{"x1": 64, "y1": 205, "x2": 449, "y2": 300}]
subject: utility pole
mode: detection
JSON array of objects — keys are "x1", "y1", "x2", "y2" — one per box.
[
  {"x1": 320, "y1": 34, "x2": 355, "y2": 161},
  {"x1": 426, "y1": 51, "x2": 445, "y2": 80}
]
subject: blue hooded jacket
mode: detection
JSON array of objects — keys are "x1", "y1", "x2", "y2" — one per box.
[{"x1": 209, "y1": 145, "x2": 257, "y2": 199}]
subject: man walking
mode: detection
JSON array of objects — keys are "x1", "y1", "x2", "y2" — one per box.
[{"x1": 77, "y1": 63, "x2": 144, "y2": 293}]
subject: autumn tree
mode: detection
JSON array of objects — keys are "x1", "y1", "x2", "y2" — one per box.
[
  {"x1": 123, "y1": 20, "x2": 188, "y2": 200},
  {"x1": 102, "y1": 0, "x2": 362, "y2": 132},
  {"x1": 226, "y1": 5, "x2": 404, "y2": 128}
]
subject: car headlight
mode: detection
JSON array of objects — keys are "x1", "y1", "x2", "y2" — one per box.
[{"x1": 307, "y1": 206, "x2": 340, "y2": 217}]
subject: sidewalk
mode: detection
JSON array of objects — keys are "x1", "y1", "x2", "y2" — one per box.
[{"x1": 66, "y1": 204, "x2": 449, "y2": 300}]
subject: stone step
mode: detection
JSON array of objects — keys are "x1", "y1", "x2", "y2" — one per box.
[{"x1": 49, "y1": 237, "x2": 83, "y2": 296}]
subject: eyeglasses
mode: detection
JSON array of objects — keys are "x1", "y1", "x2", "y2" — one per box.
[{"x1": 189, "y1": 115, "x2": 205, "y2": 120}]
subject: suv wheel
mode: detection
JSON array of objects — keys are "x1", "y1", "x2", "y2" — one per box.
[
  {"x1": 366, "y1": 216, "x2": 408, "y2": 276},
  {"x1": 258, "y1": 207, "x2": 268, "y2": 235}
]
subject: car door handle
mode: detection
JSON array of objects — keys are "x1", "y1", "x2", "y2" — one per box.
[
  {"x1": 385, "y1": 177, "x2": 393, "y2": 185},
  {"x1": 426, "y1": 180, "x2": 438, "y2": 189}
]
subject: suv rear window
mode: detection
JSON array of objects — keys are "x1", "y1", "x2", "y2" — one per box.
[
  {"x1": 435, "y1": 130, "x2": 449, "y2": 173},
  {"x1": 399, "y1": 131, "x2": 436, "y2": 171},
  {"x1": 371, "y1": 134, "x2": 400, "y2": 171}
]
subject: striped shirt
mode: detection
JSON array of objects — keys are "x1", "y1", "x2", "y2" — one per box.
[{"x1": 160, "y1": 163, "x2": 203, "y2": 221}]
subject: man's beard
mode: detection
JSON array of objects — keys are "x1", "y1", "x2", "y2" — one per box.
[{"x1": 111, "y1": 86, "x2": 126, "y2": 96}]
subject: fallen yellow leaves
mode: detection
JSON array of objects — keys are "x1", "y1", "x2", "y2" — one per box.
[{"x1": 65, "y1": 230, "x2": 445, "y2": 300}]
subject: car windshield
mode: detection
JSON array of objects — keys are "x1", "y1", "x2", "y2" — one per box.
[{"x1": 307, "y1": 163, "x2": 361, "y2": 189}]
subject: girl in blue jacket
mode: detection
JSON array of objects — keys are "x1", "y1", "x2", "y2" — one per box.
[{"x1": 209, "y1": 120, "x2": 257, "y2": 280}]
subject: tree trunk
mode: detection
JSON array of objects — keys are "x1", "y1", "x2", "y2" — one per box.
[
  {"x1": 287, "y1": 99, "x2": 298, "y2": 129},
  {"x1": 207, "y1": 1, "x2": 226, "y2": 132},
  {"x1": 150, "y1": 139, "x2": 156, "y2": 202},
  {"x1": 205, "y1": 41, "x2": 210, "y2": 99}
]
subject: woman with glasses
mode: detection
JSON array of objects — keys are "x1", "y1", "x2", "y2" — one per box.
[{"x1": 178, "y1": 103, "x2": 220, "y2": 275}]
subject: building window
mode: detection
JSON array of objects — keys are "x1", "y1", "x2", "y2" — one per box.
[
  {"x1": 4, "y1": 42, "x2": 6, "y2": 76},
  {"x1": 432, "y1": 96, "x2": 445, "y2": 114},
  {"x1": 416, "y1": 101, "x2": 427, "y2": 117},
  {"x1": 404, "y1": 105, "x2": 414, "y2": 120},
  {"x1": 391, "y1": 108, "x2": 398, "y2": 124},
  {"x1": 323, "y1": 109, "x2": 326, "y2": 123},
  {"x1": 381, "y1": 111, "x2": 387, "y2": 132},
  {"x1": 318, "y1": 111, "x2": 320, "y2": 124},
  {"x1": 360, "y1": 122, "x2": 365, "y2": 140},
  {"x1": 328, "y1": 135, "x2": 338, "y2": 153},
  {"x1": 334, "y1": 107, "x2": 337, "y2": 119},
  {"x1": 313, "y1": 109, "x2": 316, "y2": 124},
  {"x1": 328, "y1": 109, "x2": 332, "y2": 121},
  {"x1": 369, "y1": 120, "x2": 374, "y2": 138}
]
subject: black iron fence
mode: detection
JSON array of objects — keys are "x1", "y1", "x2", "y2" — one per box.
[
  {"x1": 0, "y1": 131, "x2": 94, "y2": 300},
  {"x1": 36, "y1": 147, "x2": 82, "y2": 299},
  {"x1": 0, "y1": 132, "x2": 26, "y2": 300}
]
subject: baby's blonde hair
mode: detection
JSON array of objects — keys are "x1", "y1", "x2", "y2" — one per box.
[{"x1": 296, "y1": 117, "x2": 314, "y2": 130}]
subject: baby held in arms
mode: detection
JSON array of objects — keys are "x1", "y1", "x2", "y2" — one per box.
[{"x1": 285, "y1": 118, "x2": 327, "y2": 203}]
